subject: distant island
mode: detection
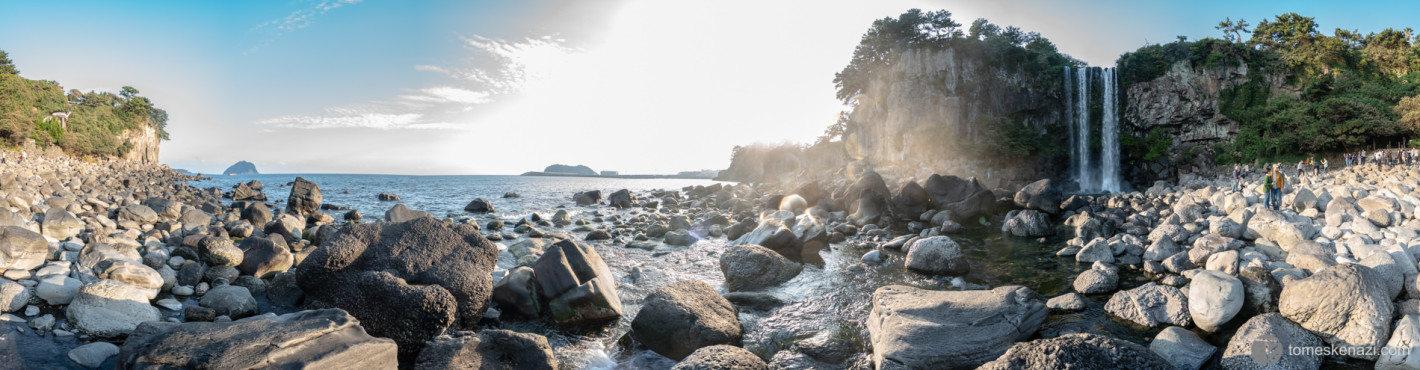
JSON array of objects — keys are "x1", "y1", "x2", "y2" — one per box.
[
  {"x1": 522, "y1": 165, "x2": 719, "y2": 179},
  {"x1": 223, "y1": 161, "x2": 259, "y2": 176}
]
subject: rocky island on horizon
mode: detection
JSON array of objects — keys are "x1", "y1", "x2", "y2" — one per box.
[
  {"x1": 223, "y1": 161, "x2": 260, "y2": 176},
  {"x1": 521, "y1": 163, "x2": 719, "y2": 179}
]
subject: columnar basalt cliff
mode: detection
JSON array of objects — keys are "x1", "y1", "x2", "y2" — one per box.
[{"x1": 118, "y1": 125, "x2": 161, "y2": 164}]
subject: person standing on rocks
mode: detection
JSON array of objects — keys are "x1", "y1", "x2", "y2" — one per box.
[
  {"x1": 1268, "y1": 164, "x2": 1285, "y2": 211},
  {"x1": 1232, "y1": 164, "x2": 1242, "y2": 193}
]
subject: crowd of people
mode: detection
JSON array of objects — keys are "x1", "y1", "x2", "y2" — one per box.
[{"x1": 1229, "y1": 148, "x2": 1420, "y2": 211}]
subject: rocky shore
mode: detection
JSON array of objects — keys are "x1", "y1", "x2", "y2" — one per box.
[{"x1": 12, "y1": 146, "x2": 1420, "y2": 369}]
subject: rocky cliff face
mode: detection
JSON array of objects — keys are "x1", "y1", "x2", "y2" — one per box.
[
  {"x1": 118, "y1": 125, "x2": 160, "y2": 164},
  {"x1": 1123, "y1": 60, "x2": 1291, "y2": 183},
  {"x1": 846, "y1": 48, "x2": 1066, "y2": 190}
]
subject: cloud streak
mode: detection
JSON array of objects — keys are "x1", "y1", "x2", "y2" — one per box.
[{"x1": 246, "y1": 0, "x2": 363, "y2": 55}]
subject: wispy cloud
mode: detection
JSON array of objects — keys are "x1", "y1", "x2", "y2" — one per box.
[
  {"x1": 246, "y1": 0, "x2": 363, "y2": 55},
  {"x1": 399, "y1": 87, "x2": 491, "y2": 105},
  {"x1": 256, "y1": 105, "x2": 460, "y2": 130}
]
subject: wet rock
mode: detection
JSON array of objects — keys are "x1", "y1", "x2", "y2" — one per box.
[
  {"x1": 531, "y1": 239, "x2": 623, "y2": 326},
  {"x1": 1047, "y1": 293, "x2": 1086, "y2": 311},
  {"x1": 890, "y1": 181, "x2": 929, "y2": 221},
  {"x1": 722, "y1": 292, "x2": 784, "y2": 311},
  {"x1": 117, "y1": 309, "x2": 397, "y2": 369},
  {"x1": 1104, "y1": 283, "x2": 1191, "y2": 328},
  {"x1": 980, "y1": 333, "x2": 1172, "y2": 369},
  {"x1": 632, "y1": 280, "x2": 742, "y2": 361},
  {"x1": 868, "y1": 285, "x2": 1046, "y2": 369},
  {"x1": 924, "y1": 174, "x2": 996, "y2": 219},
  {"x1": 1148, "y1": 326, "x2": 1214, "y2": 370},
  {"x1": 584, "y1": 230, "x2": 611, "y2": 241},
  {"x1": 1014, "y1": 179, "x2": 1062, "y2": 214},
  {"x1": 665, "y1": 229, "x2": 697, "y2": 246},
  {"x1": 1189, "y1": 270, "x2": 1244, "y2": 332},
  {"x1": 66, "y1": 279, "x2": 162, "y2": 337},
  {"x1": 384, "y1": 204, "x2": 430, "y2": 223},
  {"x1": 1279, "y1": 264, "x2": 1394, "y2": 360},
  {"x1": 1073, "y1": 262, "x2": 1118, "y2": 295},
  {"x1": 286, "y1": 177, "x2": 322, "y2": 215},
  {"x1": 904, "y1": 236, "x2": 969, "y2": 276},
  {"x1": 672, "y1": 345, "x2": 768, "y2": 370},
  {"x1": 464, "y1": 198, "x2": 495, "y2": 213},
  {"x1": 294, "y1": 216, "x2": 498, "y2": 359},
  {"x1": 574, "y1": 190, "x2": 602, "y2": 206},
  {"x1": 1220, "y1": 313, "x2": 1323, "y2": 370},
  {"x1": 1076, "y1": 238, "x2": 1114, "y2": 264},
  {"x1": 68, "y1": 342, "x2": 120, "y2": 369},
  {"x1": 720, "y1": 244, "x2": 802, "y2": 292},
  {"x1": 608, "y1": 189, "x2": 636, "y2": 208},
  {"x1": 491, "y1": 266, "x2": 540, "y2": 319},
  {"x1": 415, "y1": 330, "x2": 556, "y2": 370},
  {"x1": 378, "y1": 193, "x2": 400, "y2": 201}
]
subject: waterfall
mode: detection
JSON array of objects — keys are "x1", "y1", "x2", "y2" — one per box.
[
  {"x1": 1063, "y1": 66, "x2": 1121, "y2": 193},
  {"x1": 1101, "y1": 68, "x2": 1120, "y2": 192}
]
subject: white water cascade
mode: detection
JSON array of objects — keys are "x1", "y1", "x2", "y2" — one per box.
[{"x1": 1066, "y1": 66, "x2": 1122, "y2": 193}]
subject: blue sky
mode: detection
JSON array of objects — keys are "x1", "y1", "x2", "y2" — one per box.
[{"x1": 2, "y1": 0, "x2": 1417, "y2": 175}]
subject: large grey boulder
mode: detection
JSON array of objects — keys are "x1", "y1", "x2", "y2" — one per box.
[
  {"x1": 868, "y1": 285, "x2": 1046, "y2": 369},
  {"x1": 530, "y1": 239, "x2": 623, "y2": 326},
  {"x1": 979, "y1": 333, "x2": 1172, "y2": 370},
  {"x1": 1013, "y1": 179, "x2": 1062, "y2": 214},
  {"x1": 1073, "y1": 261, "x2": 1118, "y2": 295},
  {"x1": 1379, "y1": 314, "x2": 1420, "y2": 369},
  {"x1": 199, "y1": 285, "x2": 258, "y2": 319},
  {"x1": 237, "y1": 236, "x2": 293, "y2": 278},
  {"x1": 42, "y1": 207, "x2": 83, "y2": 240},
  {"x1": 0, "y1": 225, "x2": 49, "y2": 270},
  {"x1": 1220, "y1": 313, "x2": 1323, "y2": 370},
  {"x1": 631, "y1": 280, "x2": 742, "y2": 361},
  {"x1": 384, "y1": 204, "x2": 430, "y2": 223},
  {"x1": 1149, "y1": 326, "x2": 1215, "y2": 370},
  {"x1": 414, "y1": 330, "x2": 556, "y2": 370},
  {"x1": 890, "y1": 182, "x2": 930, "y2": 221},
  {"x1": 719, "y1": 244, "x2": 802, "y2": 292},
  {"x1": 607, "y1": 189, "x2": 636, "y2": 208},
  {"x1": 463, "y1": 198, "x2": 495, "y2": 213},
  {"x1": 196, "y1": 236, "x2": 243, "y2": 267},
  {"x1": 116, "y1": 309, "x2": 397, "y2": 369},
  {"x1": 1105, "y1": 283, "x2": 1191, "y2": 328},
  {"x1": 1189, "y1": 270, "x2": 1245, "y2": 332},
  {"x1": 1001, "y1": 209, "x2": 1052, "y2": 237},
  {"x1": 294, "y1": 216, "x2": 498, "y2": 359},
  {"x1": 904, "y1": 236, "x2": 969, "y2": 276},
  {"x1": 491, "y1": 266, "x2": 540, "y2": 318},
  {"x1": 0, "y1": 280, "x2": 29, "y2": 313},
  {"x1": 924, "y1": 174, "x2": 996, "y2": 219},
  {"x1": 117, "y1": 205, "x2": 159, "y2": 224},
  {"x1": 1279, "y1": 263, "x2": 1394, "y2": 360},
  {"x1": 69, "y1": 342, "x2": 120, "y2": 369},
  {"x1": 286, "y1": 177, "x2": 322, "y2": 215},
  {"x1": 66, "y1": 279, "x2": 162, "y2": 338}
]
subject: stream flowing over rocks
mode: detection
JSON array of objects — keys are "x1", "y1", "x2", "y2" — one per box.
[{"x1": 13, "y1": 149, "x2": 1420, "y2": 369}]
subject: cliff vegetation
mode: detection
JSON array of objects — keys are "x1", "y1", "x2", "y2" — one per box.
[{"x1": 0, "y1": 49, "x2": 170, "y2": 159}]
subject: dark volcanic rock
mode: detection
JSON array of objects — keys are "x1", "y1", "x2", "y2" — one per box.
[
  {"x1": 632, "y1": 280, "x2": 743, "y2": 361},
  {"x1": 463, "y1": 198, "x2": 495, "y2": 213},
  {"x1": 978, "y1": 333, "x2": 1172, "y2": 369},
  {"x1": 414, "y1": 330, "x2": 556, "y2": 370},
  {"x1": 608, "y1": 189, "x2": 635, "y2": 208},
  {"x1": 720, "y1": 244, "x2": 802, "y2": 292},
  {"x1": 672, "y1": 345, "x2": 769, "y2": 370},
  {"x1": 924, "y1": 174, "x2": 996, "y2": 219},
  {"x1": 294, "y1": 216, "x2": 498, "y2": 360},
  {"x1": 890, "y1": 181, "x2": 929, "y2": 221},
  {"x1": 1013, "y1": 179, "x2": 1062, "y2": 214},
  {"x1": 530, "y1": 239, "x2": 623, "y2": 326},
  {"x1": 574, "y1": 190, "x2": 602, "y2": 206},
  {"x1": 116, "y1": 309, "x2": 396, "y2": 369},
  {"x1": 286, "y1": 177, "x2": 322, "y2": 215}
]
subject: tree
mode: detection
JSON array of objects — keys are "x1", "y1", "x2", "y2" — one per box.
[
  {"x1": 968, "y1": 18, "x2": 1000, "y2": 40},
  {"x1": 1215, "y1": 17, "x2": 1252, "y2": 43},
  {"x1": 1250, "y1": 13, "x2": 1318, "y2": 50},
  {"x1": 0, "y1": 50, "x2": 17, "y2": 75},
  {"x1": 119, "y1": 86, "x2": 139, "y2": 101},
  {"x1": 66, "y1": 89, "x2": 83, "y2": 105},
  {"x1": 1398, "y1": 95, "x2": 1420, "y2": 134}
]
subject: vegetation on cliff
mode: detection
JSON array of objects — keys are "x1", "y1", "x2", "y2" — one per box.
[
  {"x1": 0, "y1": 49, "x2": 170, "y2": 158},
  {"x1": 1119, "y1": 13, "x2": 1420, "y2": 164}
]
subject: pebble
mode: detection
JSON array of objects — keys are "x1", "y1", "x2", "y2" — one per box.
[
  {"x1": 24, "y1": 305, "x2": 38, "y2": 316},
  {"x1": 2, "y1": 269, "x2": 29, "y2": 280},
  {"x1": 67, "y1": 341, "x2": 120, "y2": 368},
  {"x1": 172, "y1": 285, "x2": 195, "y2": 296},
  {"x1": 28, "y1": 314, "x2": 55, "y2": 331},
  {"x1": 155, "y1": 298, "x2": 183, "y2": 311},
  {"x1": 168, "y1": 256, "x2": 185, "y2": 269},
  {"x1": 195, "y1": 282, "x2": 210, "y2": 296}
]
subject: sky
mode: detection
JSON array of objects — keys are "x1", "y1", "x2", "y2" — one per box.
[{"x1": 1, "y1": 0, "x2": 1417, "y2": 175}]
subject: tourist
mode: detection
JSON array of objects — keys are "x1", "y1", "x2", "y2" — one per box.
[{"x1": 1271, "y1": 164, "x2": 1285, "y2": 211}]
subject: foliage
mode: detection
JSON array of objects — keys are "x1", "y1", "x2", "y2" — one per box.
[
  {"x1": 1117, "y1": 37, "x2": 1276, "y2": 88},
  {"x1": 1215, "y1": 18, "x2": 1252, "y2": 43},
  {"x1": 1120, "y1": 127, "x2": 1171, "y2": 164},
  {"x1": 0, "y1": 51, "x2": 173, "y2": 157},
  {"x1": 0, "y1": 50, "x2": 16, "y2": 75}
]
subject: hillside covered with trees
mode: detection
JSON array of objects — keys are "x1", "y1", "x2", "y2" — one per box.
[
  {"x1": 0, "y1": 49, "x2": 170, "y2": 159},
  {"x1": 1119, "y1": 13, "x2": 1420, "y2": 164}
]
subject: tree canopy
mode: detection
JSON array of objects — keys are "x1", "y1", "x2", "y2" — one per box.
[{"x1": 0, "y1": 49, "x2": 171, "y2": 156}]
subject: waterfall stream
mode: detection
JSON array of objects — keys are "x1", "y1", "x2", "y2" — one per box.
[{"x1": 1067, "y1": 66, "x2": 1121, "y2": 193}]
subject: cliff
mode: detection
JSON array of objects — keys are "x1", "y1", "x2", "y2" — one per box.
[{"x1": 119, "y1": 125, "x2": 161, "y2": 164}]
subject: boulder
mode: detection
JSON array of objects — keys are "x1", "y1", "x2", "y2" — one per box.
[
  {"x1": 68, "y1": 342, "x2": 120, "y2": 369},
  {"x1": 720, "y1": 244, "x2": 802, "y2": 292},
  {"x1": 384, "y1": 204, "x2": 430, "y2": 223},
  {"x1": 199, "y1": 285, "x2": 259, "y2": 319},
  {"x1": 1104, "y1": 283, "x2": 1191, "y2": 328},
  {"x1": 904, "y1": 236, "x2": 969, "y2": 276},
  {"x1": 924, "y1": 174, "x2": 996, "y2": 219},
  {"x1": 286, "y1": 177, "x2": 322, "y2": 215},
  {"x1": 1073, "y1": 262, "x2": 1118, "y2": 295},
  {"x1": 1076, "y1": 238, "x2": 1114, "y2": 264},
  {"x1": 1238, "y1": 266, "x2": 1282, "y2": 316},
  {"x1": 1220, "y1": 313, "x2": 1324, "y2": 370},
  {"x1": 631, "y1": 280, "x2": 742, "y2": 361},
  {"x1": 1279, "y1": 264, "x2": 1394, "y2": 360},
  {"x1": 116, "y1": 309, "x2": 397, "y2": 369},
  {"x1": 573, "y1": 190, "x2": 602, "y2": 206},
  {"x1": 66, "y1": 279, "x2": 162, "y2": 337},
  {"x1": 491, "y1": 266, "x2": 540, "y2": 318},
  {"x1": 1149, "y1": 326, "x2": 1215, "y2": 370},
  {"x1": 672, "y1": 345, "x2": 769, "y2": 370},
  {"x1": 890, "y1": 182, "x2": 929, "y2": 221},
  {"x1": 294, "y1": 216, "x2": 498, "y2": 359},
  {"x1": 1002, "y1": 210, "x2": 1052, "y2": 237},
  {"x1": 1380, "y1": 314, "x2": 1420, "y2": 369},
  {"x1": 1014, "y1": 179, "x2": 1062, "y2": 214},
  {"x1": 42, "y1": 207, "x2": 83, "y2": 240},
  {"x1": 232, "y1": 183, "x2": 266, "y2": 201},
  {"x1": 530, "y1": 239, "x2": 623, "y2": 326},
  {"x1": 378, "y1": 193, "x2": 400, "y2": 201},
  {"x1": 0, "y1": 280, "x2": 28, "y2": 313},
  {"x1": 464, "y1": 198, "x2": 495, "y2": 213},
  {"x1": 868, "y1": 285, "x2": 1046, "y2": 369},
  {"x1": 197, "y1": 236, "x2": 244, "y2": 267},
  {"x1": 241, "y1": 203, "x2": 272, "y2": 228},
  {"x1": 980, "y1": 333, "x2": 1172, "y2": 370},
  {"x1": 608, "y1": 189, "x2": 635, "y2": 208},
  {"x1": 1189, "y1": 270, "x2": 1244, "y2": 332},
  {"x1": 118, "y1": 205, "x2": 160, "y2": 224},
  {"x1": 237, "y1": 236, "x2": 293, "y2": 278},
  {"x1": 414, "y1": 330, "x2": 556, "y2": 370},
  {"x1": 0, "y1": 225, "x2": 50, "y2": 270}
]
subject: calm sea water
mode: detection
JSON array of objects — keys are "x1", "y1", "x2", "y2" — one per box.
[{"x1": 187, "y1": 174, "x2": 728, "y2": 221}]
